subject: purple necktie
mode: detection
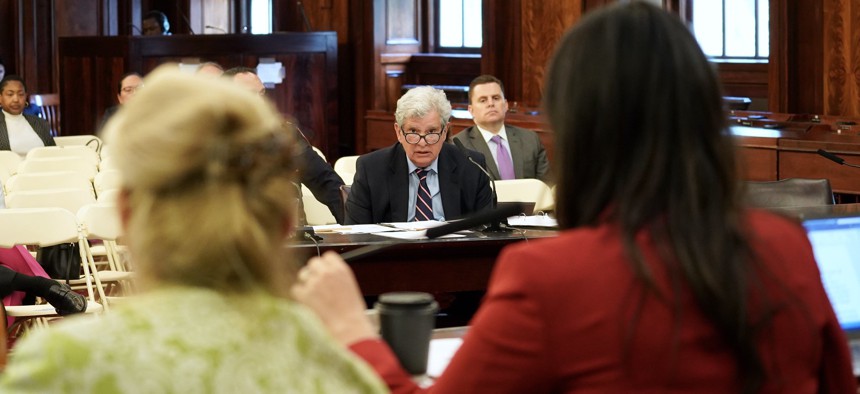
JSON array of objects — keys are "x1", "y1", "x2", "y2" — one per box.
[
  {"x1": 415, "y1": 168, "x2": 433, "y2": 221},
  {"x1": 491, "y1": 135, "x2": 515, "y2": 180}
]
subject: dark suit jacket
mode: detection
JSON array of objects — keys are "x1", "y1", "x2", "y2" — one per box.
[
  {"x1": 0, "y1": 111, "x2": 55, "y2": 151},
  {"x1": 453, "y1": 124, "x2": 549, "y2": 182},
  {"x1": 346, "y1": 142, "x2": 493, "y2": 224}
]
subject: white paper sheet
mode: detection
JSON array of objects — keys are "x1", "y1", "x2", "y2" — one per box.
[{"x1": 427, "y1": 338, "x2": 464, "y2": 378}]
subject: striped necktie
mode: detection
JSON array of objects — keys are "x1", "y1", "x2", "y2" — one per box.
[{"x1": 415, "y1": 168, "x2": 433, "y2": 221}]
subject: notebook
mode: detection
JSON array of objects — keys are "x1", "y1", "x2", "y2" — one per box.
[{"x1": 802, "y1": 213, "x2": 860, "y2": 375}]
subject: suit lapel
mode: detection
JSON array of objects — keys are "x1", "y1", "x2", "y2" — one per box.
[
  {"x1": 388, "y1": 144, "x2": 410, "y2": 222},
  {"x1": 507, "y1": 126, "x2": 525, "y2": 179},
  {"x1": 466, "y1": 127, "x2": 500, "y2": 180},
  {"x1": 438, "y1": 144, "x2": 461, "y2": 219},
  {"x1": 0, "y1": 112, "x2": 11, "y2": 150}
]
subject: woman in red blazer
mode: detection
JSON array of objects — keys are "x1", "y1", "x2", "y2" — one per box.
[{"x1": 293, "y1": 3, "x2": 856, "y2": 393}]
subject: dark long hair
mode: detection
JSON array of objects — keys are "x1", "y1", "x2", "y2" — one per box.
[{"x1": 545, "y1": 3, "x2": 766, "y2": 392}]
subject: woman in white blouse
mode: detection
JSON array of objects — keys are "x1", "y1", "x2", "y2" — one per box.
[{"x1": 0, "y1": 75, "x2": 54, "y2": 157}]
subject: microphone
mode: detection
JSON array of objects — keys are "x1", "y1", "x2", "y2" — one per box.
[
  {"x1": 177, "y1": 4, "x2": 196, "y2": 34},
  {"x1": 339, "y1": 203, "x2": 524, "y2": 262},
  {"x1": 297, "y1": 0, "x2": 313, "y2": 31},
  {"x1": 205, "y1": 25, "x2": 227, "y2": 33},
  {"x1": 452, "y1": 138, "x2": 510, "y2": 232},
  {"x1": 817, "y1": 149, "x2": 860, "y2": 168}
]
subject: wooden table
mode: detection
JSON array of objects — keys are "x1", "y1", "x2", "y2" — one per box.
[{"x1": 292, "y1": 229, "x2": 557, "y2": 296}]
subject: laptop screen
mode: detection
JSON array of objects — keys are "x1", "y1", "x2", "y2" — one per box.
[{"x1": 803, "y1": 215, "x2": 860, "y2": 331}]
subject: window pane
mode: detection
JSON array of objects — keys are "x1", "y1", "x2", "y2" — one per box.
[
  {"x1": 758, "y1": 0, "x2": 769, "y2": 57},
  {"x1": 724, "y1": 0, "x2": 756, "y2": 57},
  {"x1": 463, "y1": 0, "x2": 482, "y2": 48},
  {"x1": 692, "y1": 0, "x2": 724, "y2": 57},
  {"x1": 439, "y1": 0, "x2": 464, "y2": 47},
  {"x1": 251, "y1": 0, "x2": 272, "y2": 35}
]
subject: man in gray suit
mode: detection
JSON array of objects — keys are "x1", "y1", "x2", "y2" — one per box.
[{"x1": 453, "y1": 75, "x2": 550, "y2": 182}]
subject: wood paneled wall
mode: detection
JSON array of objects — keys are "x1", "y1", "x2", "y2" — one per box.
[{"x1": 823, "y1": 0, "x2": 860, "y2": 116}]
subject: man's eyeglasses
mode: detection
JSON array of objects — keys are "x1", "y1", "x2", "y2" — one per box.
[{"x1": 402, "y1": 131, "x2": 443, "y2": 145}]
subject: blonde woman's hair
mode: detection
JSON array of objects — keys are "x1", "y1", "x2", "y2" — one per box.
[{"x1": 103, "y1": 67, "x2": 299, "y2": 296}]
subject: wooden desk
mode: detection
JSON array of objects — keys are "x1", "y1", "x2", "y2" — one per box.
[{"x1": 292, "y1": 229, "x2": 556, "y2": 296}]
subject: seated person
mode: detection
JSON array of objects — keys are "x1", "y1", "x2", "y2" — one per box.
[
  {"x1": 346, "y1": 86, "x2": 492, "y2": 224},
  {"x1": 224, "y1": 66, "x2": 346, "y2": 223},
  {"x1": 0, "y1": 68, "x2": 386, "y2": 392},
  {"x1": 0, "y1": 75, "x2": 54, "y2": 156},
  {"x1": 99, "y1": 72, "x2": 143, "y2": 131},
  {"x1": 453, "y1": 74, "x2": 550, "y2": 182},
  {"x1": 0, "y1": 245, "x2": 86, "y2": 324},
  {"x1": 293, "y1": 3, "x2": 856, "y2": 393}
]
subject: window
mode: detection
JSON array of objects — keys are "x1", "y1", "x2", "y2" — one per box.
[
  {"x1": 251, "y1": 0, "x2": 272, "y2": 35},
  {"x1": 436, "y1": 0, "x2": 482, "y2": 53},
  {"x1": 692, "y1": 0, "x2": 768, "y2": 60}
]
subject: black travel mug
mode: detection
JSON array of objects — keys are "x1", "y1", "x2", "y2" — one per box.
[{"x1": 375, "y1": 292, "x2": 439, "y2": 375}]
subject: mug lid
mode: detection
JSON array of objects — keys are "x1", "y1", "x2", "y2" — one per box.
[{"x1": 378, "y1": 292, "x2": 435, "y2": 307}]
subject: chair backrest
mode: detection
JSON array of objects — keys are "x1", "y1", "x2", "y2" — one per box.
[
  {"x1": 494, "y1": 179, "x2": 552, "y2": 205},
  {"x1": 53, "y1": 135, "x2": 102, "y2": 153},
  {"x1": 0, "y1": 208, "x2": 80, "y2": 247},
  {"x1": 26, "y1": 146, "x2": 99, "y2": 166},
  {"x1": 0, "y1": 151, "x2": 22, "y2": 184},
  {"x1": 301, "y1": 184, "x2": 337, "y2": 225},
  {"x1": 29, "y1": 93, "x2": 60, "y2": 136},
  {"x1": 96, "y1": 188, "x2": 121, "y2": 204},
  {"x1": 745, "y1": 178, "x2": 835, "y2": 208},
  {"x1": 334, "y1": 156, "x2": 359, "y2": 178},
  {"x1": 98, "y1": 155, "x2": 118, "y2": 171},
  {"x1": 4, "y1": 171, "x2": 93, "y2": 195},
  {"x1": 94, "y1": 169, "x2": 122, "y2": 196},
  {"x1": 17, "y1": 157, "x2": 98, "y2": 180},
  {"x1": 6, "y1": 188, "x2": 97, "y2": 214},
  {"x1": 77, "y1": 203, "x2": 122, "y2": 241}
]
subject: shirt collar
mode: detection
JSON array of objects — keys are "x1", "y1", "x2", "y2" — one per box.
[
  {"x1": 477, "y1": 124, "x2": 508, "y2": 144},
  {"x1": 407, "y1": 155, "x2": 440, "y2": 174}
]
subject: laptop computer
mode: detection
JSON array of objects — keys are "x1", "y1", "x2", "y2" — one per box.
[{"x1": 802, "y1": 213, "x2": 860, "y2": 375}]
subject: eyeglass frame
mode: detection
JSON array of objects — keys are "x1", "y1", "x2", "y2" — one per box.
[{"x1": 399, "y1": 123, "x2": 449, "y2": 145}]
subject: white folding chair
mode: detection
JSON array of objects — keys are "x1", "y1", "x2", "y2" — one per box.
[
  {"x1": 26, "y1": 146, "x2": 100, "y2": 167},
  {"x1": 96, "y1": 188, "x2": 121, "y2": 204},
  {"x1": 6, "y1": 188, "x2": 97, "y2": 215},
  {"x1": 78, "y1": 203, "x2": 134, "y2": 303},
  {"x1": 93, "y1": 170, "x2": 122, "y2": 197},
  {"x1": 0, "y1": 151, "x2": 22, "y2": 184},
  {"x1": 334, "y1": 156, "x2": 358, "y2": 184},
  {"x1": 53, "y1": 135, "x2": 103, "y2": 153},
  {"x1": 311, "y1": 146, "x2": 327, "y2": 161},
  {"x1": 4, "y1": 171, "x2": 94, "y2": 196},
  {"x1": 17, "y1": 157, "x2": 99, "y2": 181},
  {"x1": 301, "y1": 184, "x2": 337, "y2": 225},
  {"x1": 98, "y1": 155, "x2": 118, "y2": 172},
  {"x1": 0, "y1": 208, "x2": 104, "y2": 336},
  {"x1": 494, "y1": 179, "x2": 553, "y2": 212}
]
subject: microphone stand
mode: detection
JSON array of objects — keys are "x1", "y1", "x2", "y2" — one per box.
[{"x1": 452, "y1": 139, "x2": 513, "y2": 233}]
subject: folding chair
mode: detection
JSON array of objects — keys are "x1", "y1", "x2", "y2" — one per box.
[
  {"x1": 53, "y1": 135, "x2": 103, "y2": 153},
  {"x1": 0, "y1": 151, "x2": 22, "y2": 185},
  {"x1": 17, "y1": 157, "x2": 98, "y2": 181},
  {"x1": 4, "y1": 171, "x2": 94, "y2": 196},
  {"x1": 0, "y1": 208, "x2": 103, "y2": 336},
  {"x1": 25, "y1": 146, "x2": 100, "y2": 167},
  {"x1": 93, "y1": 170, "x2": 122, "y2": 197},
  {"x1": 334, "y1": 155, "x2": 358, "y2": 185},
  {"x1": 494, "y1": 179, "x2": 553, "y2": 214},
  {"x1": 77, "y1": 203, "x2": 134, "y2": 305},
  {"x1": 6, "y1": 188, "x2": 97, "y2": 215}
]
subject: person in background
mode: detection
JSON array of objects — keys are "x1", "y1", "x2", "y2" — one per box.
[
  {"x1": 345, "y1": 86, "x2": 492, "y2": 224},
  {"x1": 0, "y1": 68, "x2": 386, "y2": 393},
  {"x1": 99, "y1": 72, "x2": 143, "y2": 131},
  {"x1": 0, "y1": 75, "x2": 54, "y2": 157},
  {"x1": 292, "y1": 3, "x2": 856, "y2": 393},
  {"x1": 196, "y1": 61, "x2": 224, "y2": 77},
  {"x1": 142, "y1": 10, "x2": 171, "y2": 36},
  {"x1": 453, "y1": 75, "x2": 550, "y2": 182},
  {"x1": 224, "y1": 66, "x2": 346, "y2": 224}
]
